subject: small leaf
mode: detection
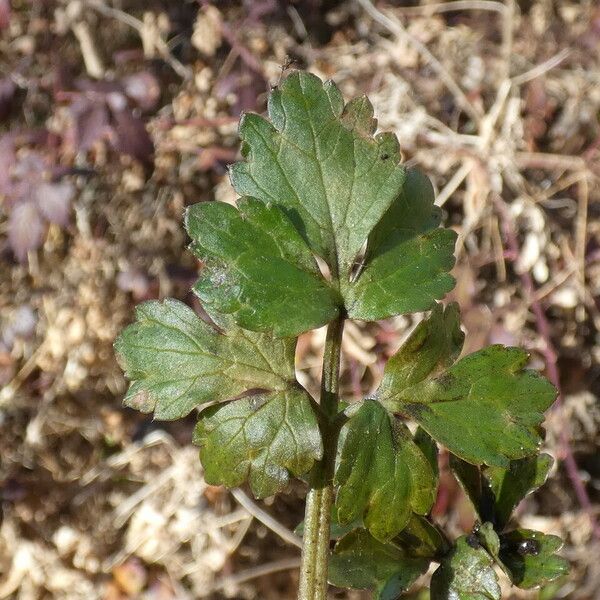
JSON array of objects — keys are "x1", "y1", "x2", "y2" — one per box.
[
  {"x1": 431, "y1": 535, "x2": 501, "y2": 600},
  {"x1": 185, "y1": 198, "x2": 340, "y2": 337},
  {"x1": 383, "y1": 344, "x2": 557, "y2": 467},
  {"x1": 335, "y1": 401, "x2": 436, "y2": 541},
  {"x1": 394, "y1": 514, "x2": 450, "y2": 559},
  {"x1": 114, "y1": 299, "x2": 295, "y2": 420},
  {"x1": 450, "y1": 453, "x2": 554, "y2": 529},
  {"x1": 8, "y1": 202, "x2": 45, "y2": 262},
  {"x1": 346, "y1": 168, "x2": 456, "y2": 321},
  {"x1": 110, "y1": 108, "x2": 154, "y2": 165},
  {"x1": 487, "y1": 453, "x2": 554, "y2": 529},
  {"x1": 193, "y1": 388, "x2": 322, "y2": 498},
  {"x1": 477, "y1": 522, "x2": 501, "y2": 560},
  {"x1": 329, "y1": 528, "x2": 429, "y2": 599},
  {"x1": 379, "y1": 303, "x2": 464, "y2": 398},
  {"x1": 498, "y1": 529, "x2": 568, "y2": 589},
  {"x1": 68, "y1": 98, "x2": 109, "y2": 153}
]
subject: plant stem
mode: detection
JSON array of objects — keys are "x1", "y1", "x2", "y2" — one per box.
[{"x1": 298, "y1": 316, "x2": 344, "y2": 600}]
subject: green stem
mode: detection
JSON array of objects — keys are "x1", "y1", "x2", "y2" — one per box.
[{"x1": 298, "y1": 316, "x2": 344, "y2": 600}]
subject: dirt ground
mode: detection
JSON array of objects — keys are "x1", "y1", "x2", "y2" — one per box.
[{"x1": 1, "y1": 1, "x2": 599, "y2": 598}]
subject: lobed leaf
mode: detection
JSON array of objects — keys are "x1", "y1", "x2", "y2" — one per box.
[
  {"x1": 186, "y1": 197, "x2": 340, "y2": 336},
  {"x1": 230, "y1": 70, "x2": 406, "y2": 280},
  {"x1": 344, "y1": 167, "x2": 456, "y2": 320},
  {"x1": 115, "y1": 299, "x2": 323, "y2": 495},
  {"x1": 380, "y1": 308, "x2": 557, "y2": 467},
  {"x1": 450, "y1": 452, "x2": 554, "y2": 529},
  {"x1": 487, "y1": 454, "x2": 554, "y2": 529},
  {"x1": 114, "y1": 299, "x2": 294, "y2": 419},
  {"x1": 334, "y1": 401, "x2": 436, "y2": 541},
  {"x1": 498, "y1": 529, "x2": 568, "y2": 589},
  {"x1": 329, "y1": 528, "x2": 429, "y2": 599},
  {"x1": 212, "y1": 70, "x2": 458, "y2": 335},
  {"x1": 378, "y1": 303, "x2": 463, "y2": 398},
  {"x1": 430, "y1": 535, "x2": 501, "y2": 600},
  {"x1": 193, "y1": 388, "x2": 322, "y2": 498}
]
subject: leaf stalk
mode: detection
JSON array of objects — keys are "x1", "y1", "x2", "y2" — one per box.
[{"x1": 298, "y1": 316, "x2": 344, "y2": 600}]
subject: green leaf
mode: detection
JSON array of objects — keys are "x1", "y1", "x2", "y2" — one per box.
[
  {"x1": 230, "y1": 70, "x2": 406, "y2": 280},
  {"x1": 115, "y1": 299, "x2": 323, "y2": 496},
  {"x1": 487, "y1": 453, "x2": 554, "y2": 529},
  {"x1": 329, "y1": 528, "x2": 429, "y2": 599},
  {"x1": 382, "y1": 343, "x2": 557, "y2": 467},
  {"x1": 477, "y1": 522, "x2": 501, "y2": 560},
  {"x1": 450, "y1": 453, "x2": 554, "y2": 528},
  {"x1": 185, "y1": 197, "x2": 340, "y2": 337},
  {"x1": 498, "y1": 529, "x2": 569, "y2": 589},
  {"x1": 224, "y1": 70, "x2": 456, "y2": 332},
  {"x1": 431, "y1": 535, "x2": 501, "y2": 600},
  {"x1": 379, "y1": 303, "x2": 464, "y2": 398},
  {"x1": 334, "y1": 401, "x2": 436, "y2": 541},
  {"x1": 114, "y1": 299, "x2": 294, "y2": 420},
  {"x1": 193, "y1": 387, "x2": 322, "y2": 498},
  {"x1": 394, "y1": 514, "x2": 450, "y2": 559},
  {"x1": 346, "y1": 169, "x2": 457, "y2": 319}
]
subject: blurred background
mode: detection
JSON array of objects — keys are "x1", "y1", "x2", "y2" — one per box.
[{"x1": 1, "y1": 0, "x2": 599, "y2": 598}]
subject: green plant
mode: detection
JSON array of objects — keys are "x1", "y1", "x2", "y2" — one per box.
[{"x1": 115, "y1": 71, "x2": 568, "y2": 599}]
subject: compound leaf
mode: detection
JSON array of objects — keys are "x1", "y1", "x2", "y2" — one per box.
[
  {"x1": 115, "y1": 299, "x2": 323, "y2": 495},
  {"x1": 193, "y1": 387, "x2": 322, "y2": 498},
  {"x1": 498, "y1": 529, "x2": 569, "y2": 589},
  {"x1": 221, "y1": 71, "x2": 456, "y2": 334},
  {"x1": 335, "y1": 400, "x2": 436, "y2": 541},
  {"x1": 186, "y1": 197, "x2": 340, "y2": 337},
  {"x1": 381, "y1": 337, "x2": 557, "y2": 467},
  {"x1": 114, "y1": 299, "x2": 296, "y2": 420},
  {"x1": 329, "y1": 528, "x2": 429, "y2": 599},
  {"x1": 431, "y1": 535, "x2": 501, "y2": 600}
]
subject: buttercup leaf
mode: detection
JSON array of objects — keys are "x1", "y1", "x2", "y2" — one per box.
[
  {"x1": 379, "y1": 303, "x2": 463, "y2": 398},
  {"x1": 221, "y1": 70, "x2": 456, "y2": 334},
  {"x1": 114, "y1": 299, "x2": 294, "y2": 419},
  {"x1": 498, "y1": 529, "x2": 568, "y2": 589},
  {"x1": 381, "y1": 333, "x2": 557, "y2": 467},
  {"x1": 487, "y1": 454, "x2": 554, "y2": 529},
  {"x1": 186, "y1": 197, "x2": 340, "y2": 336},
  {"x1": 230, "y1": 71, "x2": 406, "y2": 279},
  {"x1": 116, "y1": 299, "x2": 323, "y2": 495},
  {"x1": 450, "y1": 451, "x2": 554, "y2": 532},
  {"x1": 193, "y1": 388, "x2": 322, "y2": 498},
  {"x1": 329, "y1": 528, "x2": 429, "y2": 599},
  {"x1": 345, "y1": 168, "x2": 457, "y2": 320},
  {"x1": 431, "y1": 535, "x2": 501, "y2": 600},
  {"x1": 334, "y1": 401, "x2": 436, "y2": 541}
]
